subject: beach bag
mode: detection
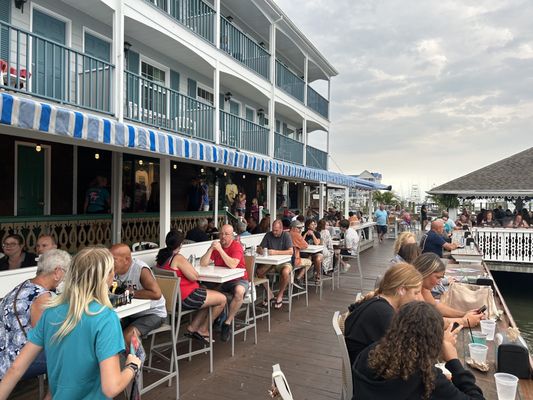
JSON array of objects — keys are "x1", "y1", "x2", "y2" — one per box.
[{"x1": 440, "y1": 282, "x2": 499, "y2": 320}]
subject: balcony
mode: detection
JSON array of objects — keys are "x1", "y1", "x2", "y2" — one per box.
[
  {"x1": 306, "y1": 145, "x2": 328, "y2": 170},
  {"x1": 274, "y1": 132, "x2": 303, "y2": 165},
  {"x1": 0, "y1": 21, "x2": 114, "y2": 114},
  {"x1": 219, "y1": 110, "x2": 269, "y2": 155},
  {"x1": 146, "y1": 0, "x2": 216, "y2": 43},
  {"x1": 220, "y1": 17, "x2": 270, "y2": 80},
  {"x1": 124, "y1": 71, "x2": 214, "y2": 142},
  {"x1": 307, "y1": 85, "x2": 329, "y2": 119},
  {"x1": 275, "y1": 61, "x2": 304, "y2": 103}
]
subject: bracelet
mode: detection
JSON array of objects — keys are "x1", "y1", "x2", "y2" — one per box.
[{"x1": 126, "y1": 362, "x2": 139, "y2": 374}]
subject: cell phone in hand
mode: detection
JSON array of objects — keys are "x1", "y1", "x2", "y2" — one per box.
[
  {"x1": 477, "y1": 305, "x2": 487, "y2": 314},
  {"x1": 451, "y1": 322, "x2": 460, "y2": 331}
]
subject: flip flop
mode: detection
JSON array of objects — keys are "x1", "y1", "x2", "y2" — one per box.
[
  {"x1": 273, "y1": 300, "x2": 283, "y2": 310},
  {"x1": 184, "y1": 331, "x2": 212, "y2": 346}
]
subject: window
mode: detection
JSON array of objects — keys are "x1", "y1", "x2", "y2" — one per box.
[
  {"x1": 84, "y1": 31, "x2": 110, "y2": 63},
  {"x1": 141, "y1": 62, "x2": 166, "y2": 84},
  {"x1": 140, "y1": 61, "x2": 168, "y2": 121},
  {"x1": 197, "y1": 86, "x2": 214, "y2": 105}
]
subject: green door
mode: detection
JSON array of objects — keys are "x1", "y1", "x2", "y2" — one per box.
[
  {"x1": 17, "y1": 145, "x2": 45, "y2": 216},
  {"x1": 0, "y1": 0, "x2": 10, "y2": 61},
  {"x1": 32, "y1": 9, "x2": 66, "y2": 101}
]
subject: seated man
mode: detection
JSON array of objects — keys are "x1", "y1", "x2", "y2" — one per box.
[
  {"x1": 186, "y1": 218, "x2": 210, "y2": 242},
  {"x1": 35, "y1": 234, "x2": 58, "y2": 256},
  {"x1": 110, "y1": 244, "x2": 167, "y2": 346},
  {"x1": 246, "y1": 216, "x2": 260, "y2": 234},
  {"x1": 421, "y1": 219, "x2": 458, "y2": 258},
  {"x1": 339, "y1": 219, "x2": 360, "y2": 271},
  {"x1": 237, "y1": 220, "x2": 251, "y2": 237},
  {"x1": 199, "y1": 224, "x2": 248, "y2": 342},
  {"x1": 255, "y1": 219, "x2": 294, "y2": 310},
  {"x1": 289, "y1": 221, "x2": 313, "y2": 287}
]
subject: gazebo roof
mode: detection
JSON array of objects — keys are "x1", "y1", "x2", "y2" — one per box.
[{"x1": 428, "y1": 147, "x2": 533, "y2": 198}]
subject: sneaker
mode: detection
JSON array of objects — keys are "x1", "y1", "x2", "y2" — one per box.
[
  {"x1": 342, "y1": 263, "x2": 351, "y2": 273},
  {"x1": 221, "y1": 323, "x2": 232, "y2": 342},
  {"x1": 293, "y1": 278, "x2": 304, "y2": 290}
]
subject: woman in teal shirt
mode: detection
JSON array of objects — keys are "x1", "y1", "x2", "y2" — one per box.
[{"x1": 0, "y1": 247, "x2": 141, "y2": 400}]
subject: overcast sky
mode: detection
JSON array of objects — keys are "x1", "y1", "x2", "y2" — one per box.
[{"x1": 275, "y1": 0, "x2": 533, "y2": 198}]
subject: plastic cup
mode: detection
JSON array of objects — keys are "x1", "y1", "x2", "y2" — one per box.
[
  {"x1": 468, "y1": 343, "x2": 488, "y2": 364},
  {"x1": 494, "y1": 373, "x2": 518, "y2": 400},
  {"x1": 480, "y1": 319, "x2": 497, "y2": 340},
  {"x1": 472, "y1": 331, "x2": 487, "y2": 345}
]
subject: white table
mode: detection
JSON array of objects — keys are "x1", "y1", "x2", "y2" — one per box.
[
  {"x1": 114, "y1": 298, "x2": 151, "y2": 319},
  {"x1": 451, "y1": 247, "x2": 483, "y2": 264},
  {"x1": 197, "y1": 266, "x2": 244, "y2": 283},
  {"x1": 254, "y1": 254, "x2": 292, "y2": 265},
  {"x1": 300, "y1": 245, "x2": 324, "y2": 254}
]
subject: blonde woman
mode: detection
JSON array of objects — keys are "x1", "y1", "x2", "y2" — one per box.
[
  {"x1": 0, "y1": 247, "x2": 141, "y2": 400},
  {"x1": 392, "y1": 231, "x2": 417, "y2": 256},
  {"x1": 344, "y1": 263, "x2": 423, "y2": 366}
]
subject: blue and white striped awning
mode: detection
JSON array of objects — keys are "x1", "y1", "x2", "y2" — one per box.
[{"x1": 0, "y1": 93, "x2": 386, "y2": 190}]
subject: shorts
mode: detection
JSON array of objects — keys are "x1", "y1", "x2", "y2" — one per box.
[
  {"x1": 182, "y1": 287, "x2": 207, "y2": 311},
  {"x1": 257, "y1": 262, "x2": 292, "y2": 275},
  {"x1": 295, "y1": 258, "x2": 312, "y2": 270},
  {"x1": 377, "y1": 225, "x2": 387, "y2": 234},
  {"x1": 219, "y1": 279, "x2": 249, "y2": 294},
  {"x1": 121, "y1": 313, "x2": 166, "y2": 337},
  {"x1": 340, "y1": 249, "x2": 352, "y2": 256}
]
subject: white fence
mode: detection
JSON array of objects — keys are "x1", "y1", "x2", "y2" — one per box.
[{"x1": 472, "y1": 227, "x2": 533, "y2": 263}]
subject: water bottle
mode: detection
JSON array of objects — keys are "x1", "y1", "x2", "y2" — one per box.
[{"x1": 264, "y1": 247, "x2": 269, "y2": 257}]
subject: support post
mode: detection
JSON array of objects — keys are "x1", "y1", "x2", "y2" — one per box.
[
  {"x1": 111, "y1": 152, "x2": 123, "y2": 244},
  {"x1": 113, "y1": 1, "x2": 125, "y2": 121},
  {"x1": 159, "y1": 158, "x2": 171, "y2": 246}
]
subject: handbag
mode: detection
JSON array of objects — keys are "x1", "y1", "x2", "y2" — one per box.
[{"x1": 440, "y1": 282, "x2": 500, "y2": 320}]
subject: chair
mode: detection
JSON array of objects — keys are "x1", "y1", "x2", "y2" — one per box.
[
  {"x1": 229, "y1": 255, "x2": 259, "y2": 356},
  {"x1": 141, "y1": 276, "x2": 179, "y2": 398},
  {"x1": 339, "y1": 238, "x2": 363, "y2": 291},
  {"x1": 271, "y1": 364, "x2": 294, "y2": 400},
  {"x1": 332, "y1": 311, "x2": 353, "y2": 400},
  {"x1": 270, "y1": 263, "x2": 308, "y2": 321},
  {"x1": 306, "y1": 254, "x2": 334, "y2": 300}
]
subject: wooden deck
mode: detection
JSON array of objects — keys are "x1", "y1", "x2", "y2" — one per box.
[{"x1": 11, "y1": 238, "x2": 533, "y2": 399}]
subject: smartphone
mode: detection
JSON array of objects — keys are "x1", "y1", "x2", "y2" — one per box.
[
  {"x1": 477, "y1": 305, "x2": 487, "y2": 314},
  {"x1": 451, "y1": 321, "x2": 460, "y2": 331}
]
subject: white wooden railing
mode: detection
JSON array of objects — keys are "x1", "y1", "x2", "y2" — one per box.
[{"x1": 472, "y1": 227, "x2": 533, "y2": 263}]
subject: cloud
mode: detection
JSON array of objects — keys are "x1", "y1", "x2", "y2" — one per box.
[{"x1": 275, "y1": 0, "x2": 533, "y2": 197}]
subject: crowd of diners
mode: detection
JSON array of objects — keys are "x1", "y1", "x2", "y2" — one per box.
[{"x1": 0, "y1": 212, "x2": 365, "y2": 399}]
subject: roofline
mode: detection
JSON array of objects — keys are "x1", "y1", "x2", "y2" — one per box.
[
  {"x1": 427, "y1": 190, "x2": 533, "y2": 196},
  {"x1": 264, "y1": 0, "x2": 339, "y2": 77}
]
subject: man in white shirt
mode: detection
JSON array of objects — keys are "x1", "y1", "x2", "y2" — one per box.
[{"x1": 339, "y1": 219, "x2": 360, "y2": 272}]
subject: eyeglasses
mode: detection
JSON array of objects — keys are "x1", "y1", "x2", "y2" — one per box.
[{"x1": 2, "y1": 242, "x2": 19, "y2": 248}]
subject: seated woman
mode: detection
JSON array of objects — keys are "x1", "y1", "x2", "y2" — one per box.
[
  {"x1": 480, "y1": 210, "x2": 500, "y2": 227},
  {"x1": 0, "y1": 247, "x2": 141, "y2": 399},
  {"x1": 353, "y1": 301, "x2": 485, "y2": 399},
  {"x1": 392, "y1": 232, "x2": 416, "y2": 256},
  {"x1": 317, "y1": 219, "x2": 334, "y2": 274},
  {"x1": 155, "y1": 230, "x2": 226, "y2": 344},
  {"x1": 412, "y1": 253, "x2": 483, "y2": 327},
  {"x1": 0, "y1": 234, "x2": 37, "y2": 271},
  {"x1": 344, "y1": 263, "x2": 422, "y2": 366},
  {"x1": 508, "y1": 214, "x2": 529, "y2": 228},
  {"x1": 0, "y1": 250, "x2": 71, "y2": 381},
  {"x1": 302, "y1": 219, "x2": 324, "y2": 281},
  {"x1": 455, "y1": 214, "x2": 472, "y2": 229},
  {"x1": 391, "y1": 242, "x2": 420, "y2": 265}
]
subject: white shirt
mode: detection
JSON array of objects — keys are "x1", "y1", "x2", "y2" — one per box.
[{"x1": 344, "y1": 227, "x2": 360, "y2": 255}]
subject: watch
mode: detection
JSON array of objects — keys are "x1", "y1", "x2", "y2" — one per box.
[{"x1": 126, "y1": 362, "x2": 139, "y2": 374}]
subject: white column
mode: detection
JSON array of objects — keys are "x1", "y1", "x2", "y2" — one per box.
[
  {"x1": 267, "y1": 176, "x2": 276, "y2": 222},
  {"x1": 159, "y1": 158, "x2": 171, "y2": 246},
  {"x1": 303, "y1": 55, "x2": 308, "y2": 105},
  {"x1": 302, "y1": 118, "x2": 307, "y2": 166},
  {"x1": 268, "y1": 21, "x2": 276, "y2": 158},
  {"x1": 72, "y1": 146, "x2": 78, "y2": 214},
  {"x1": 326, "y1": 129, "x2": 330, "y2": 171},
  {"x1": 111, "y1": 152, "x2": 123, "y2": 243},
  {"x1": 214, "y1": 178, "x2": 219, "y2": 227},
  {"x1": 318, "y1": 183, "x2": 325, "y2": 218},
  {"x1": 327, "y1": 78, "x2": 331, "y2": 117},
  {"x1": 113, "y1": 1, "x2": 125, "y2": 121},
  {"x1": 215, "y1": 0, "x2": 221, "y2": 49},
  {"x1": 344, "y1": 187, "x2": 350, "y2": 219},
  {"x1": 368, "y1": 191, "x2": 374, "y2": 221},
  {"x1": 214, "y1": 64, "x2": 220, "y2": 144}
]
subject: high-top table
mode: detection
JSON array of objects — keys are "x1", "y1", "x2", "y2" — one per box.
[
  {"x1": 196, "y1": 265, "x2": 244, "y2": 283},
  {"x1": 115, "y1": 298, "x2": 152, "y2": 319},
  {"x1": 254, "y1": 254, "x2": 292, "y2": 265},
  {"x1": 300, "y1": 245, "x2": 324, "y2": 254}
]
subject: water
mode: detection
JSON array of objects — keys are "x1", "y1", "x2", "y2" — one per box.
[{"x1": 492, "y1": 271, "x2": 533, "y2": 350}]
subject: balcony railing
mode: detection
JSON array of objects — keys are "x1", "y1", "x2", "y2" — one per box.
[
  {"x1": 306, "y1": 145, "x2": 328, "y2": 170},
  {"x1": 220, "y1": 17, "x2": 270, "y2": 79},
  {"x1": 124, "y1": 71, "x2": 214, "y2": 142},
  {"x1": 473, "y1": 227, "x2": 533, "y2": 263},
  {"x1": 0, "y1": 21, "x2": 114, "y2": 114},
  {"x1": 307, "y1": 85, "x2": 329, "y2": 119},
  {"x1": 274, "y1": 132, "x2": 304, "y2": 165},
  {"x1": 275, "y1": 61, "x2": 304, "y2": 102},
  {"x1": 147, "y1": 0, "x2": 215, "y2": 43},
  {"x1": 219, "y1": 111, "x2": 269, "y2": 155}
]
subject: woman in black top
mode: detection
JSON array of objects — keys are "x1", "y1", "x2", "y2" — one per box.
[
  {"x1": 0, "y1": 234, "x2": 37, "y2": 271},
  {"x1": 353, "y1": 301, "x2": 484, "y2": 400},
  {"x1": 302, "y1": 219, "x2": 323, "y2": 282},
  {"x1": 344, "y1": 263, "x2": 422, "y2": 366}
]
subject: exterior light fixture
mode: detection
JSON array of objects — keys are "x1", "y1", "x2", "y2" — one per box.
[
  {"x1": 223, "y1": 171, "x2": 227, "y2": 177},
  {"x1": 242, "y1": 174, "x2": 246, "y2": 179},
  {"x1": 224, "y1": 92, "x2": 232, "y2": 102},
  {"x1": 94, "y1": 153, "x2": 100, "y2": 160},
  {"x1": 138, "y1": 160, "x2": 144, "y2": 166},
  {"x1": 35, "y1": 144, "x2": 42, "y2": 152},
  {"x1": 200, "y1": 168, "x2": 205, "y2": 173},
  {"x1": 14, "y1": 0, "x2": 27, "y2": 12},
  {"x1": 173, "y1": 164, "x2": 177, "y2": 170}
]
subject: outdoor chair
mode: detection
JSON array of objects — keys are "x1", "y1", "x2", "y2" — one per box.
[
  {"x1": 338, "y1": 238, "x2": 363, "y2": 291},
  {"x1": 141, "y1": 275, "x2": 179, "y2": 398},
  {"x1": 306, "y1": 258, "x2": 334, "y2": 300},
  {"x1": 269, "y1": 264, "x2": 308, "y2": 321},
  {"x1": 271, "y1": 364, "x2": 294, "y2": 400},
  {"x1": 332, "y1": 311, "x2": 353, "y2": 400}
]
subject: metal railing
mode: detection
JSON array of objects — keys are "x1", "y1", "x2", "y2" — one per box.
[
  {"x1": 220, "y1": 17, "x2": 270, "y2": 79},
  {"x1": 306, "y1": 145, "x2": 328, "y2": 170},
  {"x1": 219, "y1": 110, "x2": 269, "y2": 155},
  {"x1": 275, "y1": 60, "x2": 304, "y2": 102},
  {"x1": 147, "y1": 0, "x2": 215, "y2": 43},
  {"x1": 0, "y1": 21, "x2": 114, "y2": 114},
  {"x1": 124, "y1": 71, "x2": 214, "y2": 142},
  {"x1": 274, "y1": 132, "x2": 304, "y2": 164},
  {"x1": 307, "y1": 85, "x2": 329, "y2": 119},
  {"x1": 473, "y1": 227, "x2": 533, "y2": 263}
]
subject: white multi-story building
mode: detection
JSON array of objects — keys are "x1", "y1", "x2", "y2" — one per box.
[{"x1": 0, "y1": 0, "x2": 385, "y2": 250}]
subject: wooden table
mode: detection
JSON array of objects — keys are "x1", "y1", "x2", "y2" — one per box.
[
  {"x1": 254, "y1": 254, "x2": 292, "y2": 265},
  {"x1": 300, "y1": 245, "x2": 324, "y2": 254},
  {"x1": 197, "y1": 266, "x2": 244, "y2": 283},
  {"x1": 114, "y1": 298, "x2": 152, "y2": 319}
]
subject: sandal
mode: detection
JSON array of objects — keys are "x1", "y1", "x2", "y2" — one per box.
[
  {"x1": 261, "y1": 297, "x2": 275, "y2": 308},
  {"x1": 274, "y1": 300, "x2": 283, "y2": 310},
  {"x1": 184, "y1": 331, "x2": 213, "y2": 346}
]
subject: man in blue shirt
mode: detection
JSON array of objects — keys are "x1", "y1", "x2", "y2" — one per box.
[
  {"x1": 421, "y1": 219, "x2": 458, "y2": 258},
  {"x1": 374, "y1": 204, "x2": 388, "y2": 243}
]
